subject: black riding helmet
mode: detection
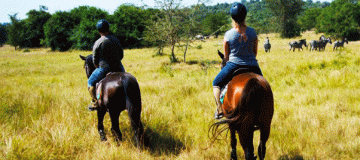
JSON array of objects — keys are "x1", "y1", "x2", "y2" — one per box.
[
  {"x1": 96, "y1": 19, "x2": 110, "y2": 33},
  {"x1": 230, "y1": 2, "x2": 247, "y2": 24}
]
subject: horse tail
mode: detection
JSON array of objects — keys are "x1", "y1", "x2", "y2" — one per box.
[
  {"x1": 121, "y1": 73, "x2": 142, "y2": 122},
  {"x1": 122, "y1": 73, "x2": 145, "y2": 146},
  {"x1": 210, "y1": 78, "x2": 264, "y2": 140}
]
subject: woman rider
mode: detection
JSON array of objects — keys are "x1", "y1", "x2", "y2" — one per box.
[
  {"x1": 212, "y1": 2, "x2": 263, "y2": 119},
  {"x1": 87, "y1": 19, "x2": 125, "y2": 111}
]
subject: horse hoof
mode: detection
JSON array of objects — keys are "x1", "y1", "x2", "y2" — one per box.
[
  {"x1": 111, "y1": 129, "x2": 122, "y2": 142},
  {"x1": 99, "y1": 130, "x2": 107, "y2": 141},
  {"x1": 230, "y1": 149, "x2": 238, "y2": 160},
  {"x1": 100, "y1": 136, "x2": 107, "y2": 141}
]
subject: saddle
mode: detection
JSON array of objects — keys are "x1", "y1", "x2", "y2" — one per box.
[
  {"x1": 95, "y1": 72, "x2": 117, "y2": 100},
  {"x1": 220, "y1": 68, "x2": 261, "y2": 104}
]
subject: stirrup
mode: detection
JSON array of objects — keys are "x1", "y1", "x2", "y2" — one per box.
[
  {"x1": 214, "y1": 110, "x2": 224, "y2": 120},
  {"x1": 88, "y1": 101, "x2": 98, "y2": 111},
  {"x1": 88, "y1": 105, "x2": 97, "y2": 111}
]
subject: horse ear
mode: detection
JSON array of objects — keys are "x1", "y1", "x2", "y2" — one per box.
[
  {"x1": 79, "y1": 55, "x2": 86, "y2": 61},
  {"x1": 218, "y1": 50, "x2": 224, "y2": 60}
]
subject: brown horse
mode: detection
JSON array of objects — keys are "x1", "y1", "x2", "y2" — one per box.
[
  {"x1": 210, "y1": 51, "x2": 274, "y2": 160},
  {"x1": 80, "y1": 55, "x2": 145, "y2": 147}
]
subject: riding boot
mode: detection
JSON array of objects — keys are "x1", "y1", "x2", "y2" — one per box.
[
  {"x1": 88, "y1": 86, "x2": 99, "y2": 111},
  {"x1": 213, "y1": 87, "x2": 224, "y2": 119}
]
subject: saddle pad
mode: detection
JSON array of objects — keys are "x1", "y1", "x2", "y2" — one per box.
[
  {"x1": 220, "y1": 85, "x2": 228, "y2": 104},
  {"x1": 96, "y1": 83, "x2": 102, "y2": 100}
]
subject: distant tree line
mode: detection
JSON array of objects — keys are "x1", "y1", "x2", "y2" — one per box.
[{"x1": 0, "y1": 0, "x2": 359, "y2": 51}]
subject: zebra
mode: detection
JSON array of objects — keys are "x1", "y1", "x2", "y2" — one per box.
[
  {"x1": 309, "y1": 40, "x2": 321, "y2": 51},
  {"x1": 289, "y1": 39, "x2": 307, "y2": 52},
  {"x1": 318, "y1": 37, "x2": 332, "y2": 51},
  {"x1": 309, "y1": 36, "x2": 331, "y2": 51},
  {"x1": 264, "y1": 37, "x2": 271, "y2": 52},
  {"x1": 333, "y1": 38, "x2": 348, "y2": 51}
]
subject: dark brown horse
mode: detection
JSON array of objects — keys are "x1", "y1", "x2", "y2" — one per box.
[
  {"x1": 210, "y1": 51, "x2": 274, "y2": 160},
  {"x1": 80, "y1": 55, "x2": 145, "y2": 147}
]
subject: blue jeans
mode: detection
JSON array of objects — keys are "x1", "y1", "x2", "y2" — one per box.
[
  {"x1": 87, "y1": 64, "x2": 126, "y2": 87},
  {"x1": 213, "y1": 62, "x2": 263, "y2": 89},
  {"x1": 88, "y1": 67, "x2": 110, "y2": 87}
]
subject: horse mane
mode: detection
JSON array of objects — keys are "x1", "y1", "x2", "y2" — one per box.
[{"x1": 86, "y1": 54, "x2": 94, "y2": 67}]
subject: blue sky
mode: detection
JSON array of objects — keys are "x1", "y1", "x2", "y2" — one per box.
[{"x1": 1, "y1": 0, "x2": 333, "y2": 23}]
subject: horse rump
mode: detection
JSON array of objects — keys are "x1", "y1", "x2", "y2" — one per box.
[{"x1": 210, "y1": 77, "x2": 265, "y2": 139}]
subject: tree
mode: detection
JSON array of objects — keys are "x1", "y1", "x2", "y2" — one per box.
[
  {"x1": 144, "y1": 9, "x2": 167, "y2": 55},
  {"x1": 145, "y1": 0, "x2": 185, "y2": 62},
  {"x1": 20, "y1": 6, "x2": 51, "y2": 48},
  {"x1": 202, "y1": 12, "x2": 229, "y2": 36},
  {"x1": 145, "y1": 0, "x2": 207, "y2": 63},
  {"x1": 246, "y1": 1, "x2": 278, "y2": 34},
  {"x1": 298, "y1": 8, "x2": 322, "y2": 31},
  {"x1": 0, "y1": 23, "x2": 7, "y2": 46},
  {"x1": 44, "y1": 11, "x2": 78, "y2": 51},
  {"x1": 316, "y1": 0, "x2": 360, "y2": 40},
  {"x1": 177, "y1": 5, "x2": 204, "y2": 62},
  {"x1": 7, "y1": 14, "x2": 24, "y2": 50},
  {"x1": 70, "y1": 6, "x2": 108, "y2": 50},
  {"x1": 111, "y1": 4, "x2": 149, "y2": 49},
  {"x1": 265, "y1": 0, "x2": 304, "y2": 38}
]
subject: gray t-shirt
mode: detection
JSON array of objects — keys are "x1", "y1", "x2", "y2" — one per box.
[{"x1": 224, "y1": 27, "x2": 259, "y2": 66}]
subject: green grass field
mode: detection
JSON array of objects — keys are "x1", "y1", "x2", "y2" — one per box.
[{"x1": 1, "y1": 31, "x2": 360, "y2": 159}]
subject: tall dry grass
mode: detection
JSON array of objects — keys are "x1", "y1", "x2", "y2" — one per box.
[{"x1": 1, "y1": 31, "x2": 360, "y2": 159}]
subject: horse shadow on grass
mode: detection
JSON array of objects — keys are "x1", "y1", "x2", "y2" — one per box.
[
  {"x1": 186, "y1": 60, "x2": 220, "y2": 66},
  {"x1": 277, "y1": 153, "x2": 305, "y2": 160},
  {"x1": 142, "y1": 124, "x2": 185, "y2": 157}
]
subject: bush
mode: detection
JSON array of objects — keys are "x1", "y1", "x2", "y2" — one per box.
[
  {"x1": 0, "y1": 23, "x2": 7, "y2": 46},
  {"x1": 21, "y1": 8, "x2": 51, "y2": 48},
  {"x1": 316, "y1": 0, "x2": 360, "y2": 40},
  {"x1": 111, "y1": 4, "x2": 150, "y2": 49},
  {"x1": 70, "y1": 6, "x2": 108, "y2": 50},
  {"x1": 44, "y1": 11, "x2": 78, "y2": 51}
]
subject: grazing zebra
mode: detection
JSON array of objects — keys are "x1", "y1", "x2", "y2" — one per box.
[
  {"x1": 289, "y1": 39, "x2": 307, "y2": 52},
  {"x1": 333, "y1": 38, "x2": 348, "y2": 51},
  {"x1": 264, "y1": 37, "x2": 271, "y2": 52},
  {"x1": 318, "y1": 37, "x2": 332, "y2": 51},
  {"x1": 309, "y1": 36, "x2": 332, "y2": 52},
  {"x1": 309, "y1": 40, "x2": 320, "y2": 51}
]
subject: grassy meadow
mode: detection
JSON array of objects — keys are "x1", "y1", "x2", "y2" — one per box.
[{"x1": 1, "y1": 31, "x2": 360, "y2": 159}]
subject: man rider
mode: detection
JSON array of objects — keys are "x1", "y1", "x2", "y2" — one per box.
[{"x1": 87, "y1": 19, "x2": 125, "y2": 111}]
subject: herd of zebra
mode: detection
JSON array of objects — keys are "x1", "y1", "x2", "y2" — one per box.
[{"x1": 263, "y1": 35, "x2": 349, "y2": 52}]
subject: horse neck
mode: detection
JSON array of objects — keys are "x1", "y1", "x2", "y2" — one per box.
[{"x1": 86, "y1": 64, "x2": 95, "y2": 78}]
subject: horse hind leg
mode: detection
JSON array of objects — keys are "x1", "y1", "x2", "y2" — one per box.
[
  {"x1": 230, "y1": 127, "x2": 238, "y2": 160},
  {"x1": 238, "y1": 125, "x2": 256, "y2": 160},
  {"x1": 97, "y1": 108, "x2": 107, "y2": 141},
  {"x1": 109, "y1": 109, "x2": 122, "y2": 143},
  {"x1": 258, "y1": 124, "x2": 271, "y2": 160}
]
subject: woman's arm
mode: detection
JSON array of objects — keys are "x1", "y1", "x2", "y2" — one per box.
[
  {"x1": 253, "y1": 37, "x2": 258, "y2": 57},
  {"x1": 223, "y1": 39, "x2": 230, "y2": 63}
]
